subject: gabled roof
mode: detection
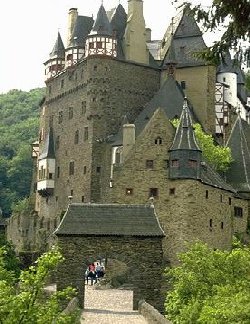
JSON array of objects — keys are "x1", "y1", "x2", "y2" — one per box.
[
  {"x1": 50, "y1": 32, "x2": 65, "y2": 58},
  {"x1": 226, "y1": 116, "x2": 250, "y2": 193},
  {"x1": 169, "y1": 98, "x2": 201, "y2": 151},
  {"x1": 68, "y1": 16, "x2": 94, "y2": 47},
  {"x1": 55, "y1": 204, "x2": 165, "y2": 237},
  {"x1": 39, "y1": 128, "x2": 55, "y2": 160},
  {"x1": 90, "y1": 5, "x2": 113, "y2": 36}
]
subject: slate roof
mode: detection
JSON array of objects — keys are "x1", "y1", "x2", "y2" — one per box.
[
  {"x1": 200, "y1": 163, "x2": 236, "y2": 193},
  {"x1": 217, "y1": 52, "x2": 237, "y2": 74},
  {"x1": 68, "y1": 16, "x2": 94, "y2": 47},
  {"x1": 55, "y1": 204, "x2": 165, "y2": 237},
  {"x1": 161, "y1": 10, "x2": 207, "y2": 67},
  {"x1": 111, "y1": 76, "x2": 199, "y2": 146},
  {"x1": 90, "y1": 5, "x2": 113, "y2": 36},
  {"x1": 225, "y1": 116, "x2": 250, "y2": 193},
  {"x1": 169, "y1": 98, "x2": 201, "y2": 151},
  {"x1": 39, "y1": 128, "x2": 55, "y2": 160},
  {"x1": 110, "y1": 4, "x2": 127, "y2": 59},
  {"x1": 50, "y1": 32, "x2": 65, "y2": 58}
]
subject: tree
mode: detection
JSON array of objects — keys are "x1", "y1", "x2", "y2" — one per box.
[
  {"x1": 174, "y1": 0, "x2": 250, "y2": 65},
  {"x1": 0, "y1": 247, "x2": 79, "y2": 323},
  {"x1": 165, "y1": 241, "x2": 250, "y2": 323}
]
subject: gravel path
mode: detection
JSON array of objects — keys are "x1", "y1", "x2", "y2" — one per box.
[{"x1": 80, "y1": 285, "x2": 147, "y2": 323}]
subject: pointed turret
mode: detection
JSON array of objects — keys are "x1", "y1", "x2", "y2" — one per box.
[
  {"x1": 226, "y1": 115, "x2": 250, "y2": 196},
  {"x1": 37, "y1": 128, "x2": 56, "y2": 197},
  {"x1": 85, "y1": 5, "x2": 117, "y2": 58},
  {"x1": 169, "y1": 98, "x2": 202, "y2": 179},
  {"x1": 44, "y1": 32, "x2": 65, "y2": 80},
  {"x1": 123, "y1": 0, "x2": 149, "y2": 65}
]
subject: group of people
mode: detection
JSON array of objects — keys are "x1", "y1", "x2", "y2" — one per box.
[{"x1": 85, "y1": 262, "x2": 105, "y2": 285}]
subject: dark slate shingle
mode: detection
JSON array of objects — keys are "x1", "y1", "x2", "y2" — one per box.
[
  {"x1": 39, "y1": 127, "x2": 55, "y2": 160},
  {"x1": 55, "y1": 204, "x2": 165, "y2": 237}
]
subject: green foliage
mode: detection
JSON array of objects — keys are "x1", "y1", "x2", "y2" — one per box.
[
  {"x1": 165, "y1": 241, "x2": 250, "y2": 323},
  {"x1": 0, "y1": 238, "x2": 20, "y2": 280},
  {"x1": 246, "y1": 71, "x2": 250, "y2": 91},
  {"x1": 174, "y1": 1, "x2": 250, "y2": 65},
  {"x1": 0, "y1": 247, "x2": 79, "y2": 323},
  {"x1": 193, "y1": 123, "x2": 233, "y2": 172},
  {"x1": 0, "y1": 88, "x2": 44, "y2": 216},
  {"x1": 171, "y1": 120, "x2": 233, "y2": 172}
]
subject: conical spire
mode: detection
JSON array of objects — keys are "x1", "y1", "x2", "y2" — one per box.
[
  {"x1": 90, "y1": 4, "x2": 112, "y2": 35},
  {"x1": 169, "y1": 98, "x2": 202, "y2": 180},
  {"x1": 170, "y1": 98, "x2": 201, "y2": 151},
  {"x1": 50, "y1": 32, "x2": 65, "y2": 58},
  {"x1": 39, "y1": 128, "x2": 55, "y2": 160}
]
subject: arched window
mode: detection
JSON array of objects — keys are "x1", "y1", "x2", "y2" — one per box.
[{"x1": 154, "y1": 137, "x2": 162, "y2": 145}]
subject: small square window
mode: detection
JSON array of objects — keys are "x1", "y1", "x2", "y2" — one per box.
[
  {"x1": 169, "y1": 188, "x2": 175, "y2": 195},
  {"x1": 181, "y1": 81, "x2": 186, "y2": 89},
  {"x1": 171, "y1": 159, "x2": 179, "y2": 167},
  {"x1": 149, "y1": 188, "x2": 158, "y2": 198},
  {"x1": 70, "y1": 189, "x2": 74, "y2": 196},
  {"x1": 96, "y1": 166, "x2": 101, "y2": 173},
  {"x1": 69, "y1": 161, "x2": 75, "y2": 175},
  {"x1": 188, "y1": 159, "x2": 197, "y2": 168},
  {"x1": 82, "y1": 196, "x2": 85, "y2": 202},
  {"x1": 126, "y1": 188, "x2": 133, "y2": 195},
  {"x1": 234, "y1": 206, "x2": 243, "y2": 217}
]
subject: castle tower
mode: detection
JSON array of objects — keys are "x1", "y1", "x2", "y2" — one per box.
[
  {"x1": 123, "y1": 0, "x2": 149, "y2": 65},
  {"x1": 85, "y1": 5, "x2": 117, "y2": 58},
  {"x1": 169, "y1": 98, "x2": 202, "y2": 179},
  {"x1": 37, "y1": 128, "x2": 56, "y2": 197},
  {"x1": 44, "y1": 33, "x2": 65, "y2": 81}
]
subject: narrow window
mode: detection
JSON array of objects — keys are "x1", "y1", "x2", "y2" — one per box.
[
  {"x1": 96, "y1": 166, "x2": 101, "y2": 173},
  {"x1": 146, "y1": 160, "x2": 154, "y2": 169},
  {"x1": 89, "y1": 42, "x2": 94, "y2": 49},
  {"x1": 57, "y1": 166, "x2": 60, "y2": 178},
  {"x1": 84, "y1": 127, "x2": 88, "y2": 141},
  {"x1": 229, "y1": 197, "x2": 232, "y2": 205},
  {"x1": 126, "y1": 188, "x2": 133, "y2": 195},
  {"x1": 221, "y1": 222, "x2": 224, "y2": 229},
  {"x1": 60, "y1": 79, "x2": 64, "y2": 89},
  {"x1": 220, "y1": 194, "x2": 223, "y2": 202},
  {"x1": 169, "y1": 188, "x2": 175, "y2": 195},
  {"x1": 209, "y1": 219, "x2": 213, "y2": 228},
  {"x1": 82, "y1": 196, "x2": 85, "y2": 202},
  {"x1": 69, "y1": 161, "x2": 75, "y2": 175},
  {"x1": 55, "y1": 196, "x2": 58, "y2": 202},
  {"x1": 181, "y1": 81, "x2": 186, "y2": 89},
  {"x1": 93, "y1": 65, "x2": 97, "y2": 71},
  {"x1": 206, "y1": 190, "x2": 209, "y2": 199},
  {"x1": 49, "y1": 173, "x2": 53, "y2": 180},
  {"x1": 83, "y1": 166, "x2": 87, "y2": 174},
  {"x1": 58, "y1": 111, "x2": 63, "y2": 124},
  {"x1": 70, "y1": 189, "x2": 74, "y2": 196},
  {"x1": 149, "y1": 188, "x2": 158, "y2": 198},
  {"x1": 56, "y1": 135, "x2": 60, "y2": 150},
  {"x1": 81, "y1": 101, "x2": 86, "y2": 115},
  {"x1": 69, "y1": 107, "x2": 73, "y2": 119},
  {"x1": 74, "y1": 130, "x2": 79, "y2": 144}
]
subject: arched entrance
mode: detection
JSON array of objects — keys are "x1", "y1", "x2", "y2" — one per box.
[{"x1": 55, "y1": 204, "x2": 165, "y2": 312}]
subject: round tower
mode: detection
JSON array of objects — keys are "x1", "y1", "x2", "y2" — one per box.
[
  {"x1": 169, "y1": 98, "x2": 202, "y2": 179},
  {"x1": 44, "y1": 32, "x2": 65, "y2": 81},
  {"x1": 85, "y1": 4, "x2": 117, "y2": 58}
]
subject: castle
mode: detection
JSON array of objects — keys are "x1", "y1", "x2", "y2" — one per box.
[{"x1": 7, "y1": 0, "x2": 250, "y2": 275}]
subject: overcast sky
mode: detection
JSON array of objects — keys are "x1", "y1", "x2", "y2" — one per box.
[{"x1": 0, "y1": 0, "x2": 213, "y2": 94}]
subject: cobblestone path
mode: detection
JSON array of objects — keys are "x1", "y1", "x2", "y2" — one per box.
[{"x1": 80, "y1": 285, "x2": 147, "y2": 323}]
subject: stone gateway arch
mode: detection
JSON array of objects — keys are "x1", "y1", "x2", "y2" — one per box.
[{"x1": 55, "y1": 204, "x2": 165, "y2": 311}]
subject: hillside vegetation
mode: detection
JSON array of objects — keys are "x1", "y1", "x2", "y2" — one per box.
[{"x1": 0, "y1": 88, "x2": 45, "y2": 216}]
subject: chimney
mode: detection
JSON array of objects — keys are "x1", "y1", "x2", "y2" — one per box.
[
  {"x1": 123, "y1": 123, "x2": 135, "y2": 160},
  {"x1": 67, "y1": 8, "x2": 78, "y2": 47}
]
